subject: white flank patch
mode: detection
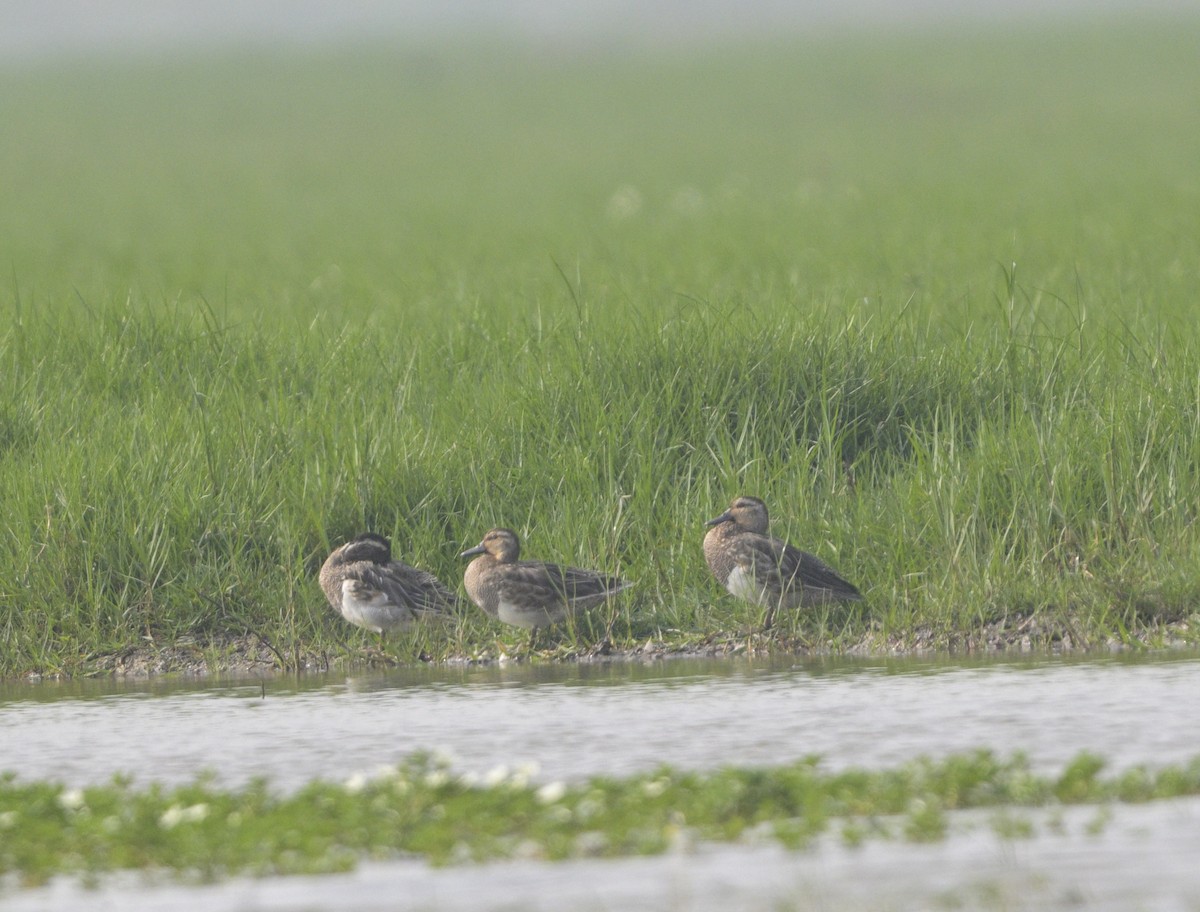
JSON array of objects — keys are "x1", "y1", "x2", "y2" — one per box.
[
  {"x1": 341, "y1": 580, "x2": 395, "y2": 633},
  {"x1": 497, "y1": 598, "x2": 561, "y2": 630},
  {"x1": 725, "y1": 566, "x2": 769, "y2": 606}
]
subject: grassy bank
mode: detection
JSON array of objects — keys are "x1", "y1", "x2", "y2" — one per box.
[
  {"x1": 3, "y1": 750, "x2": 1199, "y2": 885},
  {"x1": 2, "y1": 18, "x2": 1200, "y2": 676}
]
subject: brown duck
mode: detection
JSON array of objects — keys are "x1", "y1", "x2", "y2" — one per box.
[
  {"x1": 319, "y1": 533, "x2": 458, "y2": 633},
  {"x1": 459, "y1": 527, "x2": 632, "y2": 631},
  {"x1": 703, "y1": 495, "x2": 862, "y2": 628}
]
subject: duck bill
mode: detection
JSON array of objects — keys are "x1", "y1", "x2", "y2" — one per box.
[
  {"x1": 459, "y1": 543, "x2": 487, "y2": 559},
  {"x1": 705, "y1": 510, "x2": 734, "y2": 527}
]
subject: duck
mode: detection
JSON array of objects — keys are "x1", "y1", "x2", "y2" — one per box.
[
  {"x1": 703, "y1": 495, "x2": 862, "y2": 628},
  {"x1": 459, "y1": 527, "x2": 632, "y2": 633},
  {"x1": 319, "y1": 532, "x2": 458, "y2": 634}
]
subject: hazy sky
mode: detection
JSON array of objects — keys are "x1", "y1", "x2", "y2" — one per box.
[{"x1": 4, "y1": 0, "x2": 1198, "y2": 60}]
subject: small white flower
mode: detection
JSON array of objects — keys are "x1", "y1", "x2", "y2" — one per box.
[
  {"x1": 510, "y1": 761, "x2": 539, "y2": 789},
  {"x1": 536, "y1": 781, "x2": 567, "y2": 804},
  {"x1": 159, "y1": 803, "x2": 208, "y2": 829},
  {"x1": 642, "y1": 778, "x2": 668, "y2": 798},
  {"x1": 160, "y1": 806, "x2": 183, "y2": 829},
  {"x1": 343, "y1": 772, "x2": 369, "y2": 794},
  {"x1": 57, "y1": 789, "x2": 86, "y2": 811},
  {"x1": 423, "y1": 770, "x2": 450, "y2": 789},
  {"x1": 483, "y1": 765, "x2": 510, "y2": 788},
  {"x1": 0, "y1": 810, "x2": 17, "y2": 828}
]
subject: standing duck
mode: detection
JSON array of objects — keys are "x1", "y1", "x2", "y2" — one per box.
[
  {"x1": 459, "y1": 527, "x2": 632, "y2": 634},
  {"x1": 703, "y1": 495, "x2": 862, "y2": 628}
]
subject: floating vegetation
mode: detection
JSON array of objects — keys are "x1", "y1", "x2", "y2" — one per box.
[{"x1": 2, "y1": 751, "x2": 1199, "y2": 887}]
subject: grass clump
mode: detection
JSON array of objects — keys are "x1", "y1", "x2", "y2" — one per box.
[
  {"x1": 2, "y1": 18, "x2": 1200, "y2": 674},
  {"x1": 2, "y1": 750, "x2": 1198, "y2": 886}
]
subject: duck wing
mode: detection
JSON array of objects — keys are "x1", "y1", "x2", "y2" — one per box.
[
  {"x1": 772, "y1": 538, "x2": 862, "y2": 601},
  {"x1": 496, "y1": 561, "x2": 630, "y2": 608},
  {"x1": 345, "y1": 560, "x2": 458, "y2": 617},
  {"x1": 725, "y1": 533, "x2": 860, "y2": 602}
]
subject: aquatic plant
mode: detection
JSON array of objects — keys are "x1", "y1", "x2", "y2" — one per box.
[{"x1": 1, "y1": 751, "x2": 1198, "y2": 886}]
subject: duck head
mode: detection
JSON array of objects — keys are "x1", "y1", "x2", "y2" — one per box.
[{"x1": 459, "y1": 527, "x2": 521, "y2": 563}]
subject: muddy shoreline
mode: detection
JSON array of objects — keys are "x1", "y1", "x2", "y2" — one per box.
[{"x1": 13, "y1": 614, "x2": 1193, "y2": 682}]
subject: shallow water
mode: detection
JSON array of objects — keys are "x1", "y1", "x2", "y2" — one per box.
[{"x1": 2, "y1": 651, "x2": 1199, "y2": 789}]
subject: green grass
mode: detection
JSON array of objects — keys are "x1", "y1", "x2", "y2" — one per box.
[
  {"x1": 3, "y1": 750, "x2": 1199, "y2": 885},
  {"x1": 2, "y1": 17, "x2": 1200, "y2": 675}
]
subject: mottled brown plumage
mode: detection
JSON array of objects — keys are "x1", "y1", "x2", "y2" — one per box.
[
  {"x1": 319, "y1": 533, "x2": 458, "y2": 633},
  {"x1": 459, "y1": 528, "x2": 632, "y2": 630},
  {"x1": 703, "y1": 496, "x2": 861, "y2": 627}
]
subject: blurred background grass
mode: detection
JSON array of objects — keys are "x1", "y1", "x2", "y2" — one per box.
[
  {"x1": 5, "y1": 18, "x2": 1198, "y2": 320},
  {"x1": 2, "y1": 13, "x2": 1199, "y2": 672}
]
